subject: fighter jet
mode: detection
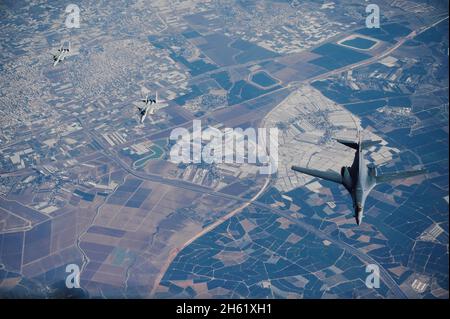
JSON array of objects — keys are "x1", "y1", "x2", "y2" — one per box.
[
  {"x1": 291, "y1": 133, "x2": 427, "y2": 225},
  {"x1": 136, "y1": 92, "x2": 167, "y2": 124},
  {"x1": 52, "y1": 42, "x2": 71, "y2": 66}
]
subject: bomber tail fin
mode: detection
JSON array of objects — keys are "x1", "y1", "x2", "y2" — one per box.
[
  {"x1": 335, "y1": 138, "x2": 382, "y2": 150},
  {"x1": 336, "y1": 139, "x2": 358, "y2": 149}
]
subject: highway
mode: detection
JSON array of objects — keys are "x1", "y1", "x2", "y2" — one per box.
[
  {"x1": 80, "y1": 119, "x2": 407, "y2": 298},
  {"x1": 74, "y1": 16, "x2": 450, "y2": 298}
]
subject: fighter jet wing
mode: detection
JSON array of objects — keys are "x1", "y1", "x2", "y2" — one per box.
[
  {"x1": 291, "y1": 166, "x2": 342, "y2": 184},
  {"x1": 376, "y1": 169, "x2": 427, "y2": 184},
  {"x1": 53, "y1": 55, "x2": 61, "y2": 66},
  {"x1": 154, "y1": 102, "x2": 168, "y2": 110}
]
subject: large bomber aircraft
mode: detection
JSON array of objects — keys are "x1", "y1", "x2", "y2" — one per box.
[{"x1": 292, "y1": 133, "x2": 427, "y2": 225}]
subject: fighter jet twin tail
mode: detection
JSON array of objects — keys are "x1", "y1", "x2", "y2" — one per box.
[
  {"x1": 291, "y1": 133, "x2": 427, "y2": 225},
  {"x1": 137, "y1": 92, "x2": 167, "y2": 124},
  {"x1": 52, "y1": 42, "x2": 167, "y2": 124},
  {"x1": 52, "y1": 41, "x2": 71, "y2": 66}
]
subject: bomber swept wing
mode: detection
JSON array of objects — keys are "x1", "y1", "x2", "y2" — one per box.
[
  {"x1": 291, "y1": 133, "x2": 427, "y2": 225},
  {"x1": 291, "y1": 166, "x2": 342, "y2": 184},
  {"x1": 376, "y1": 168, "x2": 427, "y2": 183}
]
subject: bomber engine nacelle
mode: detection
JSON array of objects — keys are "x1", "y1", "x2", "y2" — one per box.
[
  {"x1": 341, "y1": 166, "x2": 353, "y2": 191},
  {"x1": 367, "y1": 163, "x2": 377, "y2": 177}
]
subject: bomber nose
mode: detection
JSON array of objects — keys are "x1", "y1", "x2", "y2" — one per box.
[{"x1": 355, "y1": 215, "x2": 361, "y2": 225}]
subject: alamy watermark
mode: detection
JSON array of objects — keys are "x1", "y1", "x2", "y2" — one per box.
[
  {"x1": 365, "y1": 4, "x2": 380, "y2": 29},
  {"x1": 365, "y1": 264, "x2": 380, "y2": 289},
  {"x1": 289, "y1": 1, "x2": 380, "y2": 29},
  {"x1": 169, "y1": 120, "x2": 279, "y2": 174},
  {"x1": 65, "y1": 263, "x2": 81, "y2": 289},
  {"x1": 65, "y1": 4, "x2": 80, "y2": 29}
]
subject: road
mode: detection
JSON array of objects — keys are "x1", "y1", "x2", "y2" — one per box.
[
  {"x1": 251, "y1": 201, "x2": 407, "y2": 298},
  {"x1": 76, "y1": 16, "x2": 449, "y2": 298},
  {"x1": 290, "y1": 14, "x2": 449, "y2": 88},
  {"x1": 80, "y1": 120, "x2": 407, "y2": 298},
  {"x1": 149, "y1": 177, "x2": 271, "y2": 297}
]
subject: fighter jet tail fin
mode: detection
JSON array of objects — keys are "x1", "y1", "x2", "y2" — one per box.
[{"x1": 376, "y1": 168, "x2": 427, "y2": 184}]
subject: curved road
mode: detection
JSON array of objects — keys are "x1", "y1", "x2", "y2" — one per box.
[
  {"x1": 74, "y1": 17, "x2": 450, "y2": 298},
  {"x1": 82, "y1": 122, "x2": 407, "y2": 298}
]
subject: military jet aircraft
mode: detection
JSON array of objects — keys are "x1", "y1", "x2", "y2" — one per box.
[
  {"x1": 291, "y1": 133, "x2": 427, "y2": 225},
  {"x1": 136, "y1": 92, "x2": 167, "y2": 124},
  {"x1": 53, "y1": 42, "x2": 71, "y2": 66}
]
